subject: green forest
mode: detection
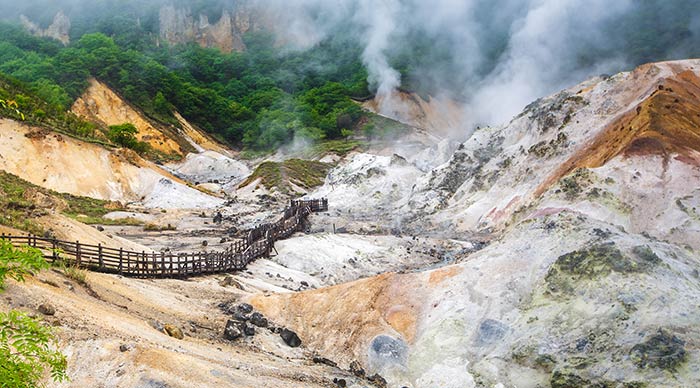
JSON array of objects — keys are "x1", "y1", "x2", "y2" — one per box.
[{"x1": 0, "y1": 21, "x2": 369, "y2": 151}]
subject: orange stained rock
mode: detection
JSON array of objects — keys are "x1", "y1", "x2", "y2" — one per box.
[
  {"x1": 428, "y1": 265, "x2": 463, "y2": 286},
  {"x1": 535, "y1": 67, "x2": 700, "y2": 197},
  {"x1": 251, "y1": 271, "x2": 425, "y2": 363}
]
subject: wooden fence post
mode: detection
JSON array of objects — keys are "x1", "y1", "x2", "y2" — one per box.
[
  {"x1": 76, "y1": 241, "x2": 81, "y2": 267},
  {"x1": 98, "y1": 244, "x2": 103, "y2": 270}
]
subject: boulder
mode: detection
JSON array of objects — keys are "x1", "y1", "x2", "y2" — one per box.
[
  {"x1": 249, "y1": 312, "x2": 268, "y2": 328},
  {"x1": 243, "y1": 322, "x2": 256, "y2": 336},
  {"x1": 237, "y1": 303, "x2": 253, "y2": 314},
  {"x1": 280, "y1": 328, "x2": 301, "y2": 347},
  {"x1": 224, "y1": 319, "x2": 244, "y2": 340}
]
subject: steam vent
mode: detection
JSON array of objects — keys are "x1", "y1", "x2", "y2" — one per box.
[{"x1": 0, "y1": 1, "x2": 699, "y2": 387}]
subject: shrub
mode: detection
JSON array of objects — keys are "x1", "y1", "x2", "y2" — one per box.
[
  {"x1": 107, "y1": 123, "x2": 150, "y2": 153},
  {"x1": 0, "y1": 240, "x2": 68, "y2": 386}
]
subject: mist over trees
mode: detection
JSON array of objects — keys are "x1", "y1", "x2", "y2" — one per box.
[{"x1": 0, "y1": 0, "x2": 699, "y2": 148}]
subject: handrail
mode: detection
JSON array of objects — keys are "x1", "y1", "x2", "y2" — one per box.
[{"x1": 1, "y1": 198, "x2": 328, "y2": 279}]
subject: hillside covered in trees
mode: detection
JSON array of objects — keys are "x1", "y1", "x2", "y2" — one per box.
[{"x1": 1, "y1": 0, "x2": 699, "y2": 151}]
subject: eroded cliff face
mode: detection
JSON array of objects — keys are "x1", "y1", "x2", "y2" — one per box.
[
  {"x1": 71, "y1": 78, "x2": 193, "y2": 159},
  {"x1": 20, "y1": 11, "x2": 71, "y2": 45},
  {"x1": 158, "y1": 4, "x2": 260, "y2": 53}
]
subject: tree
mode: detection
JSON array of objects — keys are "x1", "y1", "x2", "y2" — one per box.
[
  {"x1": 107, "y1": 123, "x2": 149, "y2": 153},
  {"x1": 0, "y1": 240, "x2": 68, "y2": 387},
  {"x1": 152, "y1": 91, "x2": 172, "y2": 117}
]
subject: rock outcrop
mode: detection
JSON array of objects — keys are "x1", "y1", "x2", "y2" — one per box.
[
  {"x1": 159, "y1": 4, "x2": 260, "y2": 53},
  {"x1": 20, "y1": 11, "x2": 71, "y2": 45}
]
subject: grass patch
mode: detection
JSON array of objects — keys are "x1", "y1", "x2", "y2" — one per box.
[
  {"x1": 143, "y1": 223, "x2": 176, "y2": 232},
  {"x1": 545, "y1": 242, "x2": 660, "y2": 297},
  {"x1": 73, "y1": 215, "x2": 143, "y2": 226},
  {"x1": 362, "y1": 112, "x2": 414, "y2": 139},
  {"x1": 52, "y1": 259, "x2": 88, "y2": 286},
  {"x1": 239, "y1": 159, "x2": 332, "y2": 193},
  {"x1": 0, "y1": 73, "x2": 107, "y2": 144},
  {"x1": 0, "y1": 171, "x2": 127, "y2": 234}
]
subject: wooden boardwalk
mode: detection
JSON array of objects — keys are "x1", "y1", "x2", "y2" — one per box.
[{"x1": 1, "y1": 198, "x2": 328, "y2": 279}]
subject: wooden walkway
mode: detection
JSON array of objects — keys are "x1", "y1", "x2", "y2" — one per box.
[{"x1": 0, "y1": 198, "x2": 328, "y2": 279}]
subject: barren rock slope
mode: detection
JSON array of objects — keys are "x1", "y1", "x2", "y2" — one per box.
[{"x1": 254, "y1": 60, "x2": 700, "y2": 388}]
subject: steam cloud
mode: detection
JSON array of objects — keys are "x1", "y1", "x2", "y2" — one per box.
[{"x1": 261, "y1": 0, "x2": 693, "y2": 133}]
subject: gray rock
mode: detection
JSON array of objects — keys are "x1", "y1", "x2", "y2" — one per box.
[
  {"x1": 370, "y1": 335, "x2": 407, "y2": 362},
  {"x1": 243, "y1": 322, "x2": 255, "y2": 336},
  {"x1": 249, "y1": 312, "x2": 268, "y2": 327},
  {"x1": 119, "y1": 344, "x2": 133, "y2": 352},
  {"x1": 223, "y1": 320, "x2": 244, "y2": 340},
  {"x1": 476, "y1": 319, "x2": 509, "y2": 345},
  {"x1": 280, "y1": 328, "x2": 301, "y2": 347}
]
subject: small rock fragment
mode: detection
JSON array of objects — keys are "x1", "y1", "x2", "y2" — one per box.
[
  {"x1": 219, "y1": 276, "x2": 244, "y2": 289},
  {"x1": 349, "y1": 360, "x2": 365, "y2": 377},
  {"x1": 164, "y1": 324, "x2": 184, "y2": 340},
  {"x1": 313, "y1": 356, "x2": 337, "y2": 367},
  {"x1": 249, "y1": 312, "x2": 268, "y2": 328},
  {"x1": 38, "y1": 303, "x2": 56, "y2": 316},
  {"x1": 119, "y1": 344, "x2": 133, "y2": 352},
  {"x1": 333, "y1": 378, "x2": 347, "y2": 387},
  {"x1": 367, "y1": 374, "x2": 388, "y2": 388}
]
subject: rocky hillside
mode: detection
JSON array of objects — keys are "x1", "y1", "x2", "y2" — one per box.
[
  {"x1": 19, "y1": 11, "x2": 70, "y2": 44},
  {"x1": 158, "y1": 3, "x2": 260, "y2": 53},
  {"x1": 71, "y1": 78, "x2": 196, "y2": 161},
  {"x1": 251, "y1": 60, "x2": 700, "y2": 387}
]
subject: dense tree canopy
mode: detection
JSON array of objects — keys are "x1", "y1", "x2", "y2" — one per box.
[{"x1": 0, "y1": 22, "x2": 369, "y2": 150}]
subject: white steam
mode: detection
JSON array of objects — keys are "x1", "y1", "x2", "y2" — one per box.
[{"x1": 259, "y1": 0, "x2": 639, "y2": 133}]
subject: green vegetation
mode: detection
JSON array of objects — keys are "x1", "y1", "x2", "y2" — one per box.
[
  {"x1": 240, "y1": 159, "x2": 332, "y2": 193},
  {"x1": 106, "y1": 123, "x2": 149, "y2": 154},
  {"x1": 55, "y1": 260, "x2": 88, "y2": 285},
  {"x1": 143, "y1": 223, "x2": 176, "y2": 232},
  {"x1": 0, "y1": 240, "x2": 68, "y2": 387},
  {"x1": 0, "y1": 72, "x2": 103, "y2": 143},
  {"x1": 0, "y1": 21, "x2": 371, "y2": 152},
  {"x1": 0, "y1": 171, "x2": 126, "y2": 233},
  {"x1": 558, "y1": 169, "x2": 593, "y2": 200}
]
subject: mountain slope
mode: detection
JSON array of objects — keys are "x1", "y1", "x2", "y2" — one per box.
[
  {"x1": 0, "y1": 118, "x2": 221, "y2": 208},
  {"x1": 252, "y1": 60, "x2": 700, "y2": 388}
]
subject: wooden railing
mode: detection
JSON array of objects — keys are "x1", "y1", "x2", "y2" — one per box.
[{"x1": 0, "y1": 198, "x2": 328, "y2": 279}]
